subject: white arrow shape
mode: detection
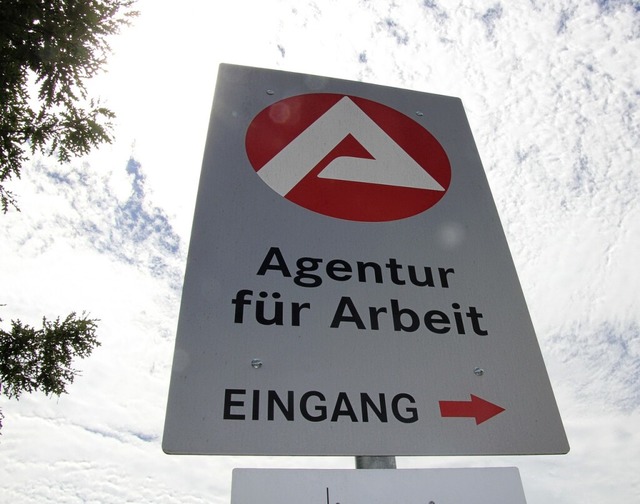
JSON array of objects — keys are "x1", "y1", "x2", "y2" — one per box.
[{"x1": 256, "y1": 96, "x2": 445, "y2": 196}]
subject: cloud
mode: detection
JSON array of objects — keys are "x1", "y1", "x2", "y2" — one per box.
[
  {"x1": 478, "y1": 3, "x2": 504, "y2": 38},
  {"x1": 556, "y1": 6, "x2": 576, "y2": 34},
  {"x1": 549, "y1": 322, "x2": 640, "y2": 412},
  {"x1": 595, "y1": 0, "x2": 640, "y2": 13},
  {"x1": 379, "y1": 18, "x2": 410, "y2": 45},
  {"x1": 421, "y1": 0, "x2": 449, "y2": 22},
  {"x1": 12, "y1": 157, "x2": 184, "y2": 291}
]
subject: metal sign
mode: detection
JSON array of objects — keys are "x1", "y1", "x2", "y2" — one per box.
[
  {"x1": 231, "y1": 468, "x2": 528, "y2": 504},
  {"x1": 163, "y1": 63, "x2": 569, "y2": 456}
]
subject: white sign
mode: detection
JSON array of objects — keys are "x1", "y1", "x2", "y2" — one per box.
[
  {"x1": 231, "y1": 468, "x2": 528, "y2": 504},
  {"x1": 163, "y1": 64, "x2": 569, "y2": 456}
]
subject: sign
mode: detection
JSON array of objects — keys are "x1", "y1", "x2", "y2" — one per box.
[
  {"x1": 246, "y1": 94, "x2": 451, "y2": 221},
  {"x1": 231, "y1": 468, "x2": 528, "y2": 504},
  {"x1": 163, "y1": 64, "x2": 569, "y2": 456}
]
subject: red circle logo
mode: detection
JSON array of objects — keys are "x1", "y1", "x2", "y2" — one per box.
[{"x1": 246, "y1": 94, "x2": 451, "y2": 222}]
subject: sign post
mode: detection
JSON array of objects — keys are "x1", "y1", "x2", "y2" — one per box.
[
  {"x1": 355, "y1": 456, "x2": 396, "y2": 469},
  {"x1": 163, "y1": 63, "x2": 568, "y2": 457}
]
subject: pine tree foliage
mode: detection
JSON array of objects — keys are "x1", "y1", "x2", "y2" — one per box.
[
  {"x1": 0, "y1": 0, "x2": 137, "y2": 212},
  {"x1": 0, "y1": 313, "x2": 100, "y2": 432}
]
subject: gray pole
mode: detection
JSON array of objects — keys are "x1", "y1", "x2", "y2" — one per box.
[{"x1": 355, "y1": 456, "x2": 397, "y2": 469}]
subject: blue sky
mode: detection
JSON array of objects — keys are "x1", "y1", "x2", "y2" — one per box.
[{"x1": 1, "y1": 0, "x2": 639, "y2": 502}]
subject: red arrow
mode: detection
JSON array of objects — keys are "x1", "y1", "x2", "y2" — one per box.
[{"x1": 439, "y1": 395, "x2": 505, "y2": 425}]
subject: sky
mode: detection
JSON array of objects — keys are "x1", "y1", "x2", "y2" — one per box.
[{"x1": 1, "y1": 0, "x2": 639, "y2": 502}]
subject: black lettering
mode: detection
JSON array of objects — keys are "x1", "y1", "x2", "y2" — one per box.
[
  {"x1": 257, "y1": 247, "x2": 291, "y2": 277},
  {"x1": 424, "y1": 310, "x2": 450, "y2": 334},
  {"x1": 467, "y1": 306, "x2": 488, "y2": 336},
  {"x1": 407, "y1": 265, "x2": 435, "y2": 287},
  {"x1": 256, "y1": 291, "x2": 283, "y2": 325},
  {"x1": 452, "y1": 303, "x2": 465, "y2": 334},
  {"x1": 231, "y1": 289, "x2": 253, "y2": 323},
  {"x1": 256, "y1": 248, "x2": 456, "y2": 291},
  {"x1": 300, "y1": 391, "x2": 328, "y2": 422},
  {"x1": 330, "y1": 296, "x2": 366, "y2": 329},
  {"x1": 291, "y1": 302, "x2": 311, "y2": 326},
  {"x1": 331, "y1": 392, "x2": 358, "y2": 422},
  {"x1": 252, "y1": 389, "x2": 260, "y2": 420},
  {"x1": 356, "y1": 261, "x2": 383, "y2": 284},
  {"x1": 223, "y1": 389, "x2": 245, "y2": 420},
  {"x1": 326, "y1": 259, "x2": 352, "y2": 281},
  {"x1": 391, "y1": 299, "x2": 419, "y2": 332},
  {"x1": 267, "y1": 390, "x2": 294, "y2": 421},
  {"x1": 368, "y1": 306, "x2": 387, "y2": 330},
  {"x1": 386, "y1": 258, "x2": 406, "y2": 285},
  {"x1": 294, "y1": 257, "x2": 323, "y2": 287},
  {"x1": 224, "y1": 389, "x2": 419, "y2": 424},
  {"x1": 361, "y1": 393, "x2": 388, "y2": 422},
  {"x1": 438, "y1": 267, "x2": 455, "y2": 288},
  {"x1": 392, "y1": 393, "x2": 418, "y2": 423}
]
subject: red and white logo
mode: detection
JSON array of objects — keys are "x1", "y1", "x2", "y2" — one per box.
[{"x1": 245, "y1": 93, "x2": 451, "y2": 222}]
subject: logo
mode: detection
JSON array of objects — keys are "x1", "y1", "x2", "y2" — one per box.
[{"x1": 246, "y1": 94, "x2": 451, "y2": 222}]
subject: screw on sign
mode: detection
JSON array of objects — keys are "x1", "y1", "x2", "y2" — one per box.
[{"x1": 245, "y1": 93, "x2": 451, "y2": 222}]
